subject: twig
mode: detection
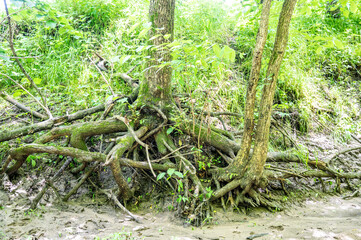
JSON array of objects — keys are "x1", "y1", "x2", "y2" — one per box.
[
  {"x1": 151, "y1": 145, "x2": 190, "y2": 162},
  {"x1": 351, "y1": 134, "x2": 361, "y2": 145},
  {"x1": 0, "y1": 6, "x2": 32, "y2": 27},
  {"x1": 329, "y1": 146, "x2": 361, "y2": 161},
  {"x1": 182, "y1": 105, "x2": 242, "y2": 118},
  {"x1": 6, "y1": 55, "x2": 42, "y2": 59},
  {"x1": 272, "y1": 119, "x2": 299, "y2": 149},
  {"x1": 0, "y1": 155, "x2": 11, "y2": 174},
  {"x1": 63, "y1": 163, "x2": 99, "y2": 201},
  {"x1": 126, "y1": 64, "x2": 140, "y2": 75},
  {"x1": 343, "y1": 189, "x2": 360, "y2": 199}
]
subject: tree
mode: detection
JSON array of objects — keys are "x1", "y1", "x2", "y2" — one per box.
[
  {"x1": 138, "y1": 0, "x2": 175, "y2": 107},
  {"x1": 211, "y1": 0, "x2": 298, "y2": 202}
]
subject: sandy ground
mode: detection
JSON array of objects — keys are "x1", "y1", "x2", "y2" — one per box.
[{"x1": 1, "y1": 191, "x2": 361, "y2": 240}]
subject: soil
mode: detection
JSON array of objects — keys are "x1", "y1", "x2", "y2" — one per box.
[{"x1": 1, "y1": 187, "x2": 361, "y2": 240}]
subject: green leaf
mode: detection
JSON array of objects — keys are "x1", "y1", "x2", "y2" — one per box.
[
  {"x1": 173, "y1": 171, "x2": 184, "y2": 178},
  {"x1": 45, "y1": 20, "x2": 57, "y2": 28},
  {"x1": 315, "y1": 46, "x2": 323, "y2": 55},
  {"x1": 167, "y1": 168, "x2": 175, "y2": 177},
  {"x1": 58, "y1": 27, "x2": 68, "y2": 35},
  {"x1": 149, "y1": 34, "x2": 161, "y2": 41},
  {"x1": 339, "y1": 0, "x2": 347, "y2": 7},
  {"x1": 223, "y1": 45, "x2": 236, "y2": 63},
  {"x1": 110, "y1": 56, "x2": 120, "y2": 62},
  {"x1": 128, "y1": 22, "x2": 140, "y2": 34},
  {"x1": 138, "y1": 28, "x2": 149, "y2": 38},
  {"x1": 13, "y1": 90, "x2": 24, "y2": 98},
  {"x1": 313, "y1": 36, "x2": 326, "y2": 41},
  {"x1": 136, "y1": 46, "x2": 145, "y2": 52},
  {"x1": 166, "y1": 127, "x2": 174, "y2": 135},
  {"x1": 355, "y1": 45, "x2": 361, "y2": 56},
  {"x1": 201, "y1": 59, "x2": 209, "y2": 69},
  {"x1": 212, "y1": 44, "x2": 221, "y2": 58},
  {"x1": 334, "y1": 39, "x2": 344, "y2": 49},
  {"x1": 33, "y1": 78, "x2": 42, "y2": 85},
  {"x1": 120, "y1": 55, "x2": 131, "y2": 64},
  {"x1": 157, "y1": 172, "x2": 166, "y2": 181},
  {"x1": 12, "y1": 14, "x2": 22, "y2": 21},
  {"x1": 341, "y1": 8, "x2": 349, "y2": 17}
]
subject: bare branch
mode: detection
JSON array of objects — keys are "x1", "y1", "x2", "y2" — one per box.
[{"x1": 0, "y1": 90, "x2": 48, "y2": 120}]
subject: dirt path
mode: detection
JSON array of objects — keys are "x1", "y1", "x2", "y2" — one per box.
[{"x1": 1, "y1": 191, "x2": 361, "y2": 240}]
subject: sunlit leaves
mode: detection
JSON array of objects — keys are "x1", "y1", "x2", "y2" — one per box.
[
  {"x1": 212, "y1": 44, "x2": 236, "y2": 63},
  {"x1": 45, "y1": 20, "x2": 57, "y2": 28}
]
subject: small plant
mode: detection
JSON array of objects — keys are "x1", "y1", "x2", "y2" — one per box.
[
  {"x1": 177, "y1": 195, "x2": 189, "y2": 203},
  {"x1": 156, "y1": 168, "x2": 183, "y2": 181}
]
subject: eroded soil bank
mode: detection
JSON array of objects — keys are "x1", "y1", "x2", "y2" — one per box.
[{"x1": 1, "y1": 190, "x2": 361, "y2": 240}]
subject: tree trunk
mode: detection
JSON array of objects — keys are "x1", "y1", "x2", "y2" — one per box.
[
  {"x1": 138, "y1": 0, "x2": 176, "y2": 107},
  {"x1": 246, "y1": 0, "x2": 298, "y2": 184},
  {"x1": 231, "y1": 0, "x2": 272, "y2": 171}
]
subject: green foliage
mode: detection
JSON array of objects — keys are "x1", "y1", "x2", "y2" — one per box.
[
  {"x1": 156, "y1": 168, "x2": 183, "y2": 181},
  {"x1": 55, "y1": 0, "x2": 128, "y2": 34},
  {"x1": 1, "y1": 0, "x2": 360, "y2": 143},
  {"x1": 26, "y1": 154, "x2": 41, "y2": 168}
]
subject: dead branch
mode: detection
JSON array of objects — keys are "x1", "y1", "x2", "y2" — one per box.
[
  {"x1": 0, "y1": 91, "x2": 48, "y2": 120},
  {"x1": 0, "y1": 101, "x2": 118, "y2": 143},
  {"x1": 329, "y1": 146, "x2": 361, "y2": 161},
  {"x1": 0, "y1": 73, "x2": 51, "y2": 118},
  {"x1": 63, "y1": 164, "x2": 99, "y2": 202},
  {"x1": 87, "y1": 54, "x2": 114, "y2": 95}
]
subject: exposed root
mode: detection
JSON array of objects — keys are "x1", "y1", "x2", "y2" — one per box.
[{"x1": 2, "y1": 105, "x2": 361, "y2": 226}]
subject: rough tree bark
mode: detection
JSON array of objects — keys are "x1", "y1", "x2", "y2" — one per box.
[
  {"x1": 245, "y1": 0, "x2": 298, "y2": 189},
  {"x1": 138, "y1": 0, "x2": 176, "y2": 107},
  {"x1": 231, "y1": 0, "x2": 272, "y2": 173},
  {"x1": 217, "y1": 0, "x2": 298, "y2": 196}
]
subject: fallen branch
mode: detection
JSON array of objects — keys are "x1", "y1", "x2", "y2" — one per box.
[
  {"x1": 329, "y1": 146, "x2": 361, "y2": 161},
  {"x1": 0, "y1": 73, "x2": 52, "y2": 118},
  {"x1": 63, "y1": 164, "x2": 99, "y2": 202},
  {"x1": 0, "y1": 102, "x2": 115, "y2": 143},
  {"x1": 0, "y1": 91, "x2": 48, "y2": 120}
]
